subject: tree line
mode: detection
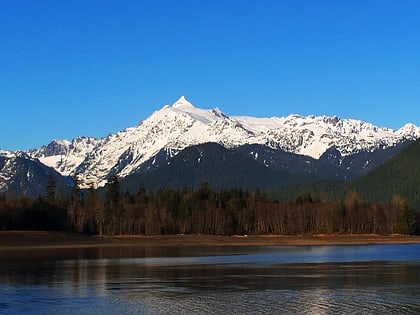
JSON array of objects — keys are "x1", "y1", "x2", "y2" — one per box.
[{"x1": 0, "y1": 175, "x2": 418, "y2": 235}]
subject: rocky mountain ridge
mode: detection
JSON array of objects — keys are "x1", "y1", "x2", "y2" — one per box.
[{"x1": 1, "y1": 96, "x2": 419, "y2": 190}]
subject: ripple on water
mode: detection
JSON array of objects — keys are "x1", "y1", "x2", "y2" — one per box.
[
  {"x1": 1, "y1": 245, "x2": 420, "y2": 314},
  {"x1": 89, "y1": 285, "x2": 419, "y2": 315}
]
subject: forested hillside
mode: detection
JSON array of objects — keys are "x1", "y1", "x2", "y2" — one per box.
[
  {"x1": 1, "y1": 141, "x2": 418, "y2": 236},
  {"x1": 1, "y1": 177, "x2": 418, "y2": 235},
  {"x1": 349, "y1": 139, "x2": 420, "y2": 209},
  {"x1": 121, "y1": 143, "x2": 317, "y2": 191},
  {"x1": 270, "y1": 140, "x2": 420, "y2": 210}
]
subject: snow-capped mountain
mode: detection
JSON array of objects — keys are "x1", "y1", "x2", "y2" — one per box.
[
  {"x1": 0, "y1": 152, "x2": 67, "y2": 196},
  {"x1": 235, "y1": 114, "x2": 420, "y2": 158},
  {"x1": 28, "y1": 137, "x2": 98, "y2": 177},
  {"x1": 0, "y1": 97, "x2": 420, "y2": 191},
  {"x1": 3, "y1": 96, "x2": 420, "y2": 190}
]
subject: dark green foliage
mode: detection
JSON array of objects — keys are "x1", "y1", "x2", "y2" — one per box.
[
  {"x1": 268, "y1": 139, "x2": 420, "y2": 211},
  {"x1": 268, "y1": 180, "x2": 346, "y2": 203},
  {"x1": 394, "y1": 196, "x2": 417, "y2": 234},
  {"x1": 105, "y1": 175, "x2": 120, "y2": 207},
  {"x1": 67, "y1": 173, "x2": 87, "y2": 232},
  {"x1": 135, "y1": 184, "x2": 148, "y2": 204},
  {"x1": 295, "y1": 193, "x2": 313, "y2": 204},
  {"x1": 1, "y1": 184, "x2": 419, "y2": 235},
  {"x1": 1, "y1": 141, "x2": 419, "y2": 235},
  {"x1": 349, "y1": 139, "x2": 420, "y2": 209},
  {"x1": 45, "y1": 174, "x2": 56, "y2": 203},
  {"x1": 0, "y1": 196, "x2": 67, "y2": 231},
  {"x1": 70, "y1": 174, "x2": 81, "y2": 206},
  {"x1": 121, "y1": 143, "x2": 318, "y2": 192}
]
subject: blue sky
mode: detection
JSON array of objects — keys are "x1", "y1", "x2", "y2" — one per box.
[{"x1": 1, "y1": 0, "x2": 419, "y2": 150}]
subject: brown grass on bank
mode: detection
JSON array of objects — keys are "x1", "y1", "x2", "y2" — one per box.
[{"x1": 1, "y1": 231, "x2": 420, "y2": 250}]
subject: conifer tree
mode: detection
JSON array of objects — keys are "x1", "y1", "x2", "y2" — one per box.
[
  {"x1": 394, "y1": 196, "x2": 417, "y2": 235},
  {"x1": 68, "y1": 173, "x2": 84, "y2": 231},
  {"x1": 45, "y1": 174, "x2": 56, "y2": 203},
  {"x1": 105, "y1": 175, "x2": 120, "y2": 208},
  {"x1": 86, "y1": 185, "x2": 104, "y2": 235},
  {"x1": 70, "y1": 174, "x2": 81, "y2": 206}
]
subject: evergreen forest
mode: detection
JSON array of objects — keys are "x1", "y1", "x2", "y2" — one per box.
[{"x1": 0, "y1": 175, "x2": 418, "y2": 236}]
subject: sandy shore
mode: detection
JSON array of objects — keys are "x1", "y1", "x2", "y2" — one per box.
[{"x1": 1, "y1": 231, "x2": 420, "y2": 250}]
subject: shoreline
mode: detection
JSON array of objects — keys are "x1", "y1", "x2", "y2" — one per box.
[{"x1": 1, "y1": 231, "x2": 420, "y2": 250}]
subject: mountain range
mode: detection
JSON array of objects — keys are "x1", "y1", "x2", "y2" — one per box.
[{"x1": 1, "y1": 96, "x2": 419, "y2": 196}]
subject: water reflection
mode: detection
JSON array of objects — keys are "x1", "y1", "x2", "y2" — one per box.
[{"x1": 1, "y1": 244, "x2": 419, "y2": 314}]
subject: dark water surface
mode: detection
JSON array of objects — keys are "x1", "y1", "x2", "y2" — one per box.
[{"x1": 0, "y1": 244, "x2": 419, "y2": 314}]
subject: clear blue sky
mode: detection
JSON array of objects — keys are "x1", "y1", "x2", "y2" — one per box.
[{"x1": 1, "y1": 0, "x2": 419, "y2": 150}]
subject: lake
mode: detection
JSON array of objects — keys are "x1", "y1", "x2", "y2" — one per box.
[{"x1": 1, "y1": 244, "x2": 419, "y2": 314}]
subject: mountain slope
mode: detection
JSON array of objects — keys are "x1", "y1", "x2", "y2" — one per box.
[
  {"x1": 120, "y1": 142, "x2": 317, "y2": 192},
  {"x1": 27, "y1": 97, "x2": 420, "y2": 188},
  {"x1": 350, "y1": 139, "x2": 420, "y2": 208},
  {"x1": 269, "y1": 139, "x2": 420, "y2": 207},
  {"x1": 237, "y1": 141, "x2": 413, "y2": 180},
  {"x1": 28, "y1": 137, "x2": 98, "y2": 176},
  {"x1": 0, "y1": 153, "x2": 69, "y2": 198}
]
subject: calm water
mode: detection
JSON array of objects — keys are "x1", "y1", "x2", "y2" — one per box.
[{"x1": 0, "y1": 244, "x2": 419, "y2": 314}]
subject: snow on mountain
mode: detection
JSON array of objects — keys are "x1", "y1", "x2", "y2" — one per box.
[
  {"x1": 25, "y1": 96, "x2": 420, "y2": 188},
  {"x1": 397, "y1": 123, "x2": 420, "y2": 138},
  {"x1": 0, "y1": 152, "x2": 68, "y2": 196},
  {"x1": 233, "y1": 114, "x2": 415, "y2": 158},
  {"x1": 0, "y1": 157, "x2": 12, "y2": 191},
  {"x1": 29, "y1": 137, "x2": 98, "y2": 177},
  {"x1": 0, "y1": 155, "x2": 30, "y2": 191},
  {"x1": 0, "y1": 150, "x2": 15, "y2": 159},
  {"x1": 69, "y1": 97, "x2": 254, "y2": 187}
]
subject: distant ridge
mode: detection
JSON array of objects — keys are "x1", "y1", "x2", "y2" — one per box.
[
  {"x1": 1, "y1": 96, "x2": 419, "y2": 195},
  {"x1": 28, "y1": 97, "x2": 420, "y2": 188}
]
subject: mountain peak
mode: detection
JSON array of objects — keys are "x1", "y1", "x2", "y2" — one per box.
[
  {"x1": 12, "y1": 97, "x2": 420, "y2": 190},
  {"x1": 172, "y1": 96, "x2": 194, "y2": 109},
  {"x1": 397, "y1": 123, "x2": 420, "y2": 138}
]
